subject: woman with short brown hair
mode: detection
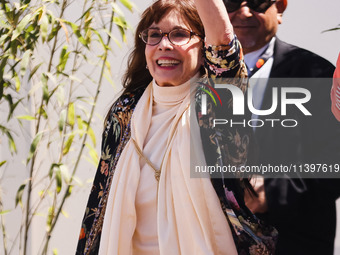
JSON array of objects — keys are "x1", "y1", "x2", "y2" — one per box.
[{"x1": 76, "y1": 0, "x2": 277, "y2": 254}]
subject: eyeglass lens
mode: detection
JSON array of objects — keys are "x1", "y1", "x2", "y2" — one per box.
[
  {"x1": 141, "y1": 29, "x2": 192, "y2": 46},
  {"x1": 223, "y1": 0, "x2": 275, "y2": 13}
]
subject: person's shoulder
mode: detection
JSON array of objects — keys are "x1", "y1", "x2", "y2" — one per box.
[
  {"x1": 272, "y1": 38, "x2": 335, "y2": 78},
  {"x1": 105, "y1": 86, "x2": 147, "y2": 122},
  {"x1": 275, "y1": 38, "x2": 333, "y2": 67}
]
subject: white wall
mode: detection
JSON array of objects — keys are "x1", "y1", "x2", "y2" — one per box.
[{"x1": 277, "y1": 0, "x2": 340, "y2": 65}]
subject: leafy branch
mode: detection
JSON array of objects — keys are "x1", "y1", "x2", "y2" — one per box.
[
  {"x1": 0, "y1": 0, "x2": 136, "y2": 254},
  {"x1": 322, "y1": 24, "x2": 340, "y2": 33}
]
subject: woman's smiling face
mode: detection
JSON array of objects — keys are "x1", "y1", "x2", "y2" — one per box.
[{"x1": 145, "y1": 11, "x2": 203, "y2": 87}]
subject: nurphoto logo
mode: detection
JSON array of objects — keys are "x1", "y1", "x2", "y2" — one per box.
[{"x1": 200, "y1": 82, "x2": 312, "y2": 128}]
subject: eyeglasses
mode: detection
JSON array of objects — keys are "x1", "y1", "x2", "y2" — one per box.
[
  {"x1": 139, "y1": 28, "x2": 202, "y2": 46},
  {"x1": 223, "y1": 0, "x2": 276, "y2": 13}
]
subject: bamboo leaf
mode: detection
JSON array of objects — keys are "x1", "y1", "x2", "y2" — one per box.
[
  {"x1": 49, "y1": 163, "x2": 62, "y2": 179},
  {"x1": 103, "y1": 69, "x2": 114, "y2": 86},
  {"x1": 0, "y1": 82, "x2": 3, "y2": 101},
  {"x1": 14, "y1": 71, "x2": 20, "y2": 91},
  {"x1": 60, "y1": 164, "x2": 70, "y2": 183},
  {"x1": 17, "y1": 14, "x2": 32, "y2": 32},
  {"x1": 16, "y1": 115, "x2": 36, "y2": 120},
  {"x1": 0, "y1": 210, "x2": 10, "y2": 215},
  {"x1": 12, "y1": 14, "x2": 32, "y2": 41},
  {"x1": 58, "y1": 109, "x2": 66, "y2": 132},
  {"x1": 59, "y1": 19, "x2": 69, "y2": 43},
  {"x1": 113, "y1": 16, "x2": 128, "y2": 30},
  {"x1": 78, "y1": 6, "x2": 93, "y2": 21},
  {"x1": 322, "y1": 27, "x2": 340, "y2": 33},
  {"x1": 47, "y1": 206, "x2": 55, "y2": 231},
  {"x1": 0, "y1": 34, "x2": 9, "y2": 46},
  {"x1": 66, "y1": 185, "x2": 73, "y2": 198},
  {"x1": 43, "y1": 83, "x2": 49, "y2": 102},
  {"x1": 57, "y1": 45, "x2": 70, "y2": 73},
  {"x1": 41, "y1": 73, "x2": 49, "y2": 102},
  {"x1": 62, "y1": 134, "x2": 74, "y2": 155},
  {"x1": 103, "y1": 29, "x2": 121, "y2": 48},
  {"x1": 5, "y1": 94, "x2": 23, "y2": 121},
  {"x1": 0, "y1": 161, "x2": 6, "y2": 167},
  {"x1": 68, "y1": 21, "x2": 87, "y2": 47},
  {"x1": 78, "y1": 105, "x2": 90, "y2": 118},
  {"x1": 3, "y1": 93, "x2": 13, "y2": 108},
  {"x1": 15, "y1": 183, "x2": 26, "y2": 207},
  {"x1": 61, "y1": 210, "x2": 69, "y2": 218},
  {"x1": 69, "y1": 75, "x2": 81, "y2": 82},
  {"x1": 40, "y1": 12, "x2": 49, "y2": 42},
  {"x1": 27, "y1": 132, "x2": 43, "y2": 164},
  {"x1": 6, "y1": 130, "x2": 16, "y2": 153},
  {"x1": 38, "y1": 105, "x2": 48, "y2": 119},
  {"x1": 71, "y1": 176, "x2": 83, "y2": 186},
  {"x1": 85, "y1": 142, "x2": 98, "y2": 166},
  {"x1": 111, "y1": 2, "x2": 125, "y2": 17},
  {"x1": 55, "y1": 168, "x2": 62, "y2": 193},
  {"x1": 56, "y1": 85, "x2": 65, "y2": 106},
  {"x1": 38, "y1": 190, "x2": 44, "y2": 198},
  {"x1": 76, "y1": 115, "x2": 83, "y2": 131},
  {"x1": 83, "y1": 10, "x2": 93, "y2": 45},
  {"x1": 10, "y1": 39, "x2": 19, "y2": 56},
  {"x1": 47, "y1": 25, "x2": 58, "y2": 42},
  {"x1": 0, "y1": 56, "x2": 9, "y2": 82},
  {"x1": 45, "y1": 72, "x2": 57, "y2": 85},
  {"x1": 46, "y1": 10, "x2": 57, "y2": 42},
  {"x1": 88, "y1": 127, "x2": 96, "y2": 147},
  {"x1": 322, "y1": 24, "x2": 340, "y2": 33},
  {"x1": 0, "y1": 58, "x2": 9, "y2": 100},
  {"x1": 119, "y1": 0, "x2": 135, "y2": 12},
  {"x1": 29, "y1": 63, "x2": 43, "y2": 81},
  {"x1": 84, "y1": 156, "x2": 98, "y2": 167},
  {"x1": 113, "y1": 16, "x2": 128, "y2": 42},
  {"x1": 68, "y1": 102, "x2": 75, "y2": 127},
  {"x1": 20, "y1": 49, "x2": 31, "y2": 77},
  {"x1": 105, "y1": 60, "x2": 112, "y2": 76},
  {"x1": 18, "y1": 3, "x2": 29, "y2": 11},
  {"x1": 92, "y1": 29, "x2": 107, "y2": 50}
]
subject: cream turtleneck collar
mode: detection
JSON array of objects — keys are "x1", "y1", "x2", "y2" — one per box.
[{"x1": 152, "y1": 79, "x2": 191, "y2": 106}]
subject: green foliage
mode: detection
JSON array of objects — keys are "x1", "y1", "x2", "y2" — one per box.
[
  {"x1": 15, "y1": 183, "x2": 27, "y2": 208},
  {"x1": 26, "y1": 132, "x2": 43, "y2": 164},
  {"x1": 0, "y1": 0, "x2": 136, "y2": 254},
  {"x1": 323, "y1": 24, "x2": 340, "y2": 33},
  {"x1": 0, "y1": 125, "x2": 16, "y2": 153}
]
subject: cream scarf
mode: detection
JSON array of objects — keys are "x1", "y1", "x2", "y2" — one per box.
[{"x1": 98, "y1": 81, "x2": 237, "y2": 255}]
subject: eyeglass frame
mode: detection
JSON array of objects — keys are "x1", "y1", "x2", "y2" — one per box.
[
  {"x1": 223, "y1": 0, "x2": 276, "y2": 13},
  {"x1": 139, "y1": 28, "x2": 203, "y2": 46}
]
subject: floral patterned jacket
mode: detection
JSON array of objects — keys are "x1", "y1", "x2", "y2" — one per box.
[{"x1": 76, "y1": 37, "x2": 278, "y2": 255}]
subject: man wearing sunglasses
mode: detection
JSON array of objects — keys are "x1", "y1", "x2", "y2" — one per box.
[{"x1": 223, "y1": 1, "x2": 340, "y2": 255}]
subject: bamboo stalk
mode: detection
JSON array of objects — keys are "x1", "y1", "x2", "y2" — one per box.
[
  {"x1": 40, "y1": 4, "x2": 117, "y2": 253},
  {"x1": 23, "y1": 1, "x2": 69, "y2": 254}
]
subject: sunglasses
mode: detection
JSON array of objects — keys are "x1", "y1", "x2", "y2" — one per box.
[
  {"x1": 223, "y1": 0, "x2": 276, "y2": 13},
  {"x1": 139, "y1": 28, "x2": 202, "y2": 46}
]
